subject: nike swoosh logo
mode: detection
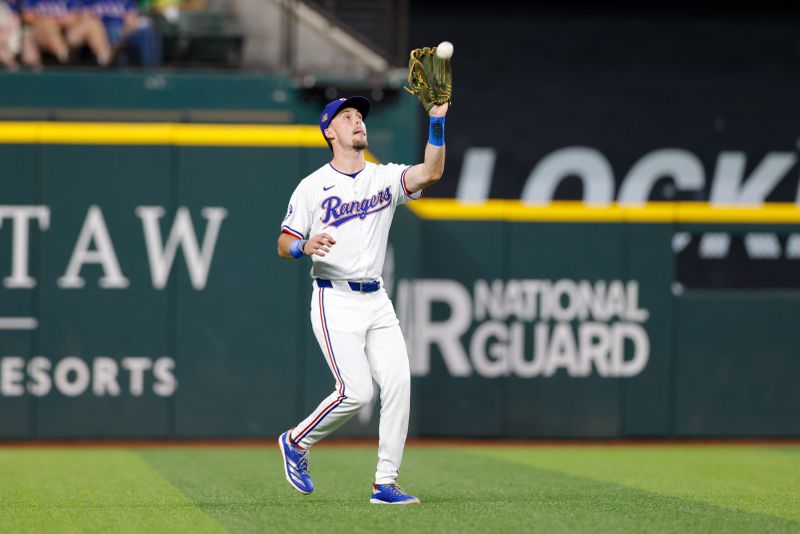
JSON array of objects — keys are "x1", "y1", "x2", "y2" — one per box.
[{"x1": 323, "y1": 185, "x2": 336, "y2": 191}]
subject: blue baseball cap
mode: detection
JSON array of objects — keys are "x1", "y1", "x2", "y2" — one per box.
[{"x1": 319, "y1": 96, "x2": 371, "y2": 140}]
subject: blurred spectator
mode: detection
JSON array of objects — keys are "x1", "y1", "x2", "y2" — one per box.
[
  {"x1": 3, "y1": 0, "x2": 43, "y2": 69},
  {"x1": 0, "y1": 0, "x2": 21, "y2": 69},
  {"x1": 21, "y1": 0, "x2": 111, "y2": 65},
  {"x1": 84, "y1": 0, "x2": 161, "y2": 67}
]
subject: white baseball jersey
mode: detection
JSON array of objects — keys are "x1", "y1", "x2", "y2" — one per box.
[
  {"x1": 280, "y1": 159, "x2": 421, "y2": 485},
  {"x1": 281, "y1": 161, "x2": 421, "y2": 280}
]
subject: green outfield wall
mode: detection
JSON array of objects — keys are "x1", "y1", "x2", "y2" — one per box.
[
  {"x1": 2, "y1": 126, "x2": 798, "y2": 439},
  {"x1": 0, "y1": 72, "x2": 798, "y2": 439}
]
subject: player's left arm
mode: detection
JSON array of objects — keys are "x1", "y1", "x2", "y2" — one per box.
[{"x1": 402, "y1": 103, "x2": 449, "y2": 194}]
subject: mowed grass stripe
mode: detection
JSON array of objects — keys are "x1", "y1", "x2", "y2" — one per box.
[
  {"x1": 0, "y1": 449, "x2": 227, "y2": 534},
  {"x1": 468, "y1": 445, "x2": 800, "y2": 524},
  {"x1": 140, "y1": 446, "x2": 800, "y2": 534}
]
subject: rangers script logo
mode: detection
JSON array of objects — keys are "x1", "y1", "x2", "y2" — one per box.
[{"x1": 320, "y1": 187, "x2": 392, "y2": 228}]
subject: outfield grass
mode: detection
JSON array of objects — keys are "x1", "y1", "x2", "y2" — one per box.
[{"x1": 1, "y1": 443, "x2": 799, "y2": 533}]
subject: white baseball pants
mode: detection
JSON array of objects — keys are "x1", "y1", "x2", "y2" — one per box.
[{"x1": 289, "y1": 282, "x2": 411, "y2": 485}]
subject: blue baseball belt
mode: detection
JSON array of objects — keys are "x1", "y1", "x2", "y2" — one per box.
[{"x1": 315, "y1": 279, "x2": 381, "y2": 293}]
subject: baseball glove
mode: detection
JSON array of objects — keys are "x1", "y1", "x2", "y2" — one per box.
[{"x1": 403, "y1": 47, "x2": 452, "y2": 112}]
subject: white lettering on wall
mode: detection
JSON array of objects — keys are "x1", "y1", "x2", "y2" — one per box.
[
  {"x1": 398, "y1": 278, "x2": 651, "y2": 379},
  {"x1": 0, "y1": 204, "x2": 225, "y2": 290},
  {"x1": 0, "y1": 356, "x2": 178, "y2": 397},
  {"x1": 521, "y1": 147, "x2": 615, "y2": 205},
  {"x1": 0, "y1": 206, "x2": 50, "y2": 288},
  {"x1": 58, "y1": 206, "x2": 129, "y2": 289},
  {"x1": 137, "y1": 206, "x2": 228, "y2": 290}
]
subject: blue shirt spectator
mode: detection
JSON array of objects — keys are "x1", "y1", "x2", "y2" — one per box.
[
  {"x1": 22, "y1": 0, "x2": 111, "y2": 65},
  {"x1": 20, "y1": 0, "x2": 77, "y2": 17},
  {"x1": 82, "y1": 0, "x2": 161, "y2": 66},
  {"x1": 84, "y1": 0, "x2": 133, "y2": 24}
]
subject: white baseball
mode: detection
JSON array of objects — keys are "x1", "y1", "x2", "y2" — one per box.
[{"x1": 436, "y1": 41, "x2": 454, "y2": 60}]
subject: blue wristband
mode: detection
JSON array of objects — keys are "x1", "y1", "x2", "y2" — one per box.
[
  {"x1": 428, "y1": 116, "x2": 445, "y2": 147},
  {"x1": 289, "y1": 239, "x2": 306, "y2": 259}
]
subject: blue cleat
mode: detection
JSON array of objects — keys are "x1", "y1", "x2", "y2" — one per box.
[
  {"x1": 370, "y1": 483, "x2": 420, "y2": 505},
  {"x1": 278, "y1": 430, "x2": 314, "y2": 494}
]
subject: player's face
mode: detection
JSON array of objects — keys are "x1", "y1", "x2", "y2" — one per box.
[{"x1": 327, "y1": 108, "x2": 368, "y2": 151}]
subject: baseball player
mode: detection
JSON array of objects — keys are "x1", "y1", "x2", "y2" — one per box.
[{"x1": 277, "y1": 91, "x2": 448, "y2": 504}]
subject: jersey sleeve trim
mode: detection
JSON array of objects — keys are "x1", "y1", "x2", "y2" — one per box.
[
  {"x1": 281, "y1": 225, "x2": 305, "y2": 239},
  {"x1": 401, "y1": 166, "x2": 423, "y2": 200}
]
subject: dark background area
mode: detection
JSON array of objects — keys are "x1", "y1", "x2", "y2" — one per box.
[
  {"x1": 2, "y1": 2, "x2": 800, "y2": 440},
  {"x1": 408, "y1": 1, "x2": 800, "y2": 200}
]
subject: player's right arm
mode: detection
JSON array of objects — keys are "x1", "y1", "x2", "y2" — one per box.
[{"x1": 277, "y1": 232, "x2": 336, "y2": 260}]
